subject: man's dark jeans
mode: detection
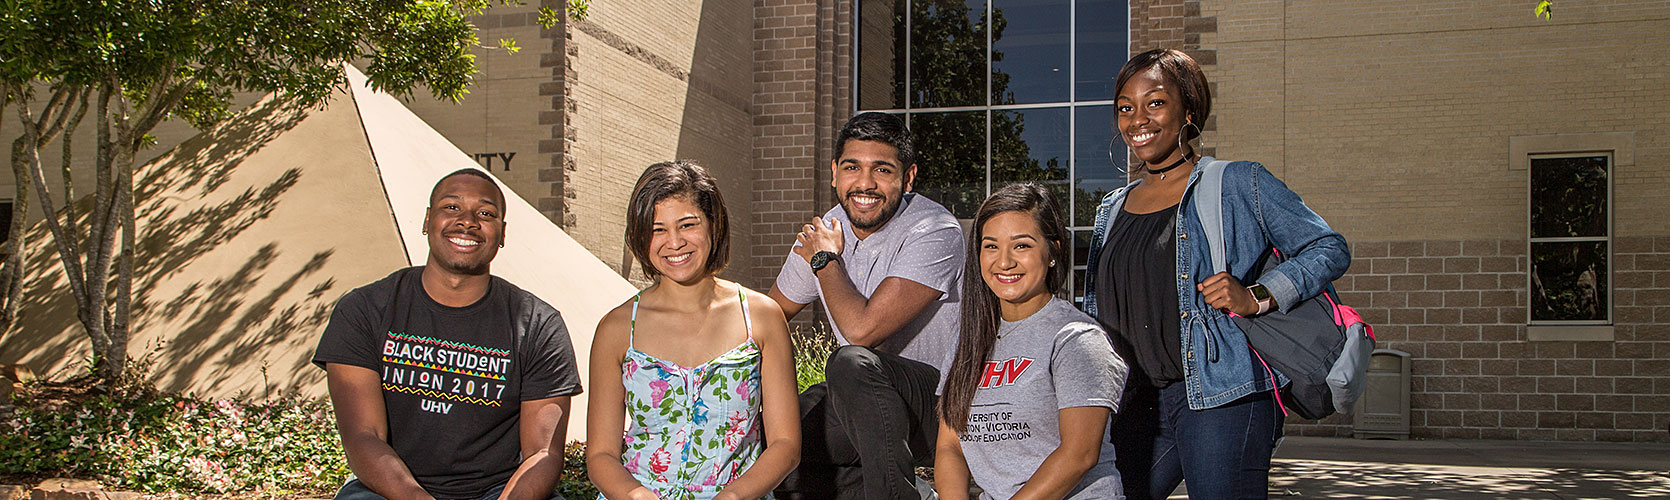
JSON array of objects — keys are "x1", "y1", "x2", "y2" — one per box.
[
  {"x1": 776, "y1": 345, "x2": 940, "y2": 500},
  {"x1": 1111, "y1": 381, "x2": 1283, "y2": 500}
]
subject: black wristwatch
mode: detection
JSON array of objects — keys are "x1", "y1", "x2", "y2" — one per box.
[{"x1": 809, "y1": 250, "x2": 839, "y2": 274}]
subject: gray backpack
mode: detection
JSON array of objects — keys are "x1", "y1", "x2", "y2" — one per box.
[{"x1": 1193, "y1": 159, "x2": 1375, "y2": 420}]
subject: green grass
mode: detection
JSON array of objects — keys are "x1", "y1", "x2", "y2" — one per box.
[{"x1": 792, "y1": 323, "x2": 838, "y2": 393}]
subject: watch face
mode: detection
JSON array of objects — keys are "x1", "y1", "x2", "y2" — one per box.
[
  {"x1": 811, "y1": 251, "x2": 830, "y2": 270},
  {"x1": 1250, "y1": 284, "x2": 1272, "y2": 301}
]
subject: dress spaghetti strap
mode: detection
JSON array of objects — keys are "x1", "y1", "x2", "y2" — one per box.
[
  {"x1": 629, "y1": 292, "x2": 641, "y2": 350},
  {"x1": 738, "y1": 287, "x2": 755, "y2": 342}
]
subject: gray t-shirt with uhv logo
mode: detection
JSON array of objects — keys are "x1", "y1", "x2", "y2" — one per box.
[{"x1": 960, "y1": 297, "x2": 1129, "y2": 500}]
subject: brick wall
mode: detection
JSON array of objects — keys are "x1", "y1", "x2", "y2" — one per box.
[
  {"x1": 1187, "y1": 1, "x2": 1670, "y2": 441},
  {"x1": 402, "y1": 8, "x2": 552, "y2": 219},
  {"x1": 1284, "y1": 237, "x2": 1670, "y2": 442},
  {"x1": 553, "y1": 0, "x2": 758, "y2": 279},
  {"x1": 1130, "y1": 0, "x2": 1186, "y2": 53},
  {"x1": 538, "y1": 2, "x2": 576, "y2": 227},
  {"x1": 751, "y1": 0, "x2": 849, "y2": 291}
]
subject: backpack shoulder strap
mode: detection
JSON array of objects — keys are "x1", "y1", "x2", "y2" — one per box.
[{"x1": 1192, "y1": 158, "x2": 1231, "y2": 274}]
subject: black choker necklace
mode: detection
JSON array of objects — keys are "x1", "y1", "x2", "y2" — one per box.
[{"x1": 1144, "y1": 152, "x2": 1196, "y2": 180}]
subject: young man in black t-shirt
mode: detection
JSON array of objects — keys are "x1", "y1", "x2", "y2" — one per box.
[{"x1": 314, "y1": 169, "x2": 583, "y2": 500}]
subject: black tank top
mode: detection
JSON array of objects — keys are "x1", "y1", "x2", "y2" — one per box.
[{"x1": 1095, "y1": 205, "x2": 1185, "y2": 388}]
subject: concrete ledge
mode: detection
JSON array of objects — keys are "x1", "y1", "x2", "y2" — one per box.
[
  {"x1": 1527, "y1": 325, "x2": 1614, "y2": 341},
  {"x1": 1508, "y1": 132, "x2": 1634, "y2": 170}
]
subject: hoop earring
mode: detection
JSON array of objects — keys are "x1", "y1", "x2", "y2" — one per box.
[
  {"x1": 1179, "y1": 121, "x2": 1204, "y2": 157},
  {"x1": 1108, "y1": 136, "x2": 1129, "y2": 175}
]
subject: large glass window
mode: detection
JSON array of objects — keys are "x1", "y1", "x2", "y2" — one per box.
[
  {"x1": 1529, "y1": 154, "x2": 1611, "y2": 324},
  {"x1": 855, "y1": 0, "x2": 1129, "y2": 300}
]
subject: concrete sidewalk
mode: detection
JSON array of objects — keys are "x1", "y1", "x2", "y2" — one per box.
[{"x1": 1241, "y1": 436, "x2": 1670, "y2": 499}]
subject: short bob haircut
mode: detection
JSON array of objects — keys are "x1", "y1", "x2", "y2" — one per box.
[
  {"x1": 625, "y1": 160, "x2": 730, "y2": 280},
  {"x1": 1116, "y1": 49, "x2": 1211, "y2": 142}
]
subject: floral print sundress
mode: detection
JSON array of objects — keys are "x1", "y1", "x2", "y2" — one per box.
[{"x1": 605, "y1": 289, "x2": 769, "y2": 500}]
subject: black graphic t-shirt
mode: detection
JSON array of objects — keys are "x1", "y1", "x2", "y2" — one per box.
[{"x1": 313, "y1": 267, "x2": 584, "y2": 499}]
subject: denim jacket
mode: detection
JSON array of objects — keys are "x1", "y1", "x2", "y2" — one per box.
[{"x1": 1082, "y1": 157, "x2": 1350, "y2": 410}]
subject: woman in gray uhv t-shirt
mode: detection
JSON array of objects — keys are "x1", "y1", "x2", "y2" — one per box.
[{"x1": 935, "y1": 183, "x2": 1131, "y2": 500}]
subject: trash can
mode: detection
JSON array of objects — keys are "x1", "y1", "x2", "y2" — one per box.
[{"x1": 1352, "y1": 349, "x2": 1410, "y2": 440}]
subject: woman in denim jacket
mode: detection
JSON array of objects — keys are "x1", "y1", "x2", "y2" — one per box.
[{"x1": 1082, "y1": 49, "x2": 1350, "y2": 499}]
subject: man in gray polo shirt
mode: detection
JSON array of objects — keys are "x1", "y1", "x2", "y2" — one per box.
[{"x1": 769, "y1": 112, "x2": 964, "y2": 500}]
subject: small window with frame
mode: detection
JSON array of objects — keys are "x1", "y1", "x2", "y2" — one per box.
[{"x1": 1528, "y1": 153, "x2": 1611, "y2": 325}]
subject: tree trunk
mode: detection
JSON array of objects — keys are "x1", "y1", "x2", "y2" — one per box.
[
  {"x1": 18, "y1": 84, "x2": 111, "y2": 381},
  {"x1": 2, "y1": 136, "x2": 31, "y2": 336},
  {"x1": 86, "y1": 82, "x2": 119, "y2": 381}
]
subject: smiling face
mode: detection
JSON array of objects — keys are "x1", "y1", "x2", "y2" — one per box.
[
  {"x1": 647, "y1": 195, "x2": 712, "y2": 285},
  {"x1": 831, "y1": 139, "x2": 916, "y2": 239},
  {"x1": 1117, "y1": 65, "x2": 1191, "y2": 167},
  {"x1": 424, "y1": 174, "x2": 506, "y2": 277},
  {"x1": 979, "y1": 210, "x2": 1055, "y2": 320}
]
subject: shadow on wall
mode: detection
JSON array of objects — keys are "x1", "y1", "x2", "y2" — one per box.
[
  {"x1": 5, "y1": 96, "x2": 338, "y2": 397},
  {"x1": 673, "y1": 0, "x2": 759, "y2": 288}
]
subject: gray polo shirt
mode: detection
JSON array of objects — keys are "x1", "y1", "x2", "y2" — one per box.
[{"x1": 775, "y1": 193, "x2": 964, "y2": 384}]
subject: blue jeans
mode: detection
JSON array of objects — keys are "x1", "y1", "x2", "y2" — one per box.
[
  {"x1": 333, "y1": 478, "x2": 566, "y2": 500},
  {"x1": 1110, "y1": 382, "x2": 1282, "y2": 500}
]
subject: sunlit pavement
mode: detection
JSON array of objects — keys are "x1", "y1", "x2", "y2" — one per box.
[{"x1": 1166, "y1": 436, "x2": 1670, "y2": 499}]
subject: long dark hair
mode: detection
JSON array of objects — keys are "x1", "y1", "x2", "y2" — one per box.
[{"x1": 939, "y1": 182, "x2": 1070, "y2": 433}]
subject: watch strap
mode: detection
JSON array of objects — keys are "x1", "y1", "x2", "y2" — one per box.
[
  {"x1": 1249, "y1": 283, "x2": 1274, "y2": 315},
  {"x1": 810, "y1": 250, "x2": 838, "y2": 273}
]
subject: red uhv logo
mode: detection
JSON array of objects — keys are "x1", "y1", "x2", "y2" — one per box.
[{"x1": 979, "y1": 357, "x2": 1034, "y2": 388}]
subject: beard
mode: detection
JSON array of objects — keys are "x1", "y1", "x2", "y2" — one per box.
[
  {"x1": 429, "y1": 243, "x2": 495, "y2": 277},
  {"x1": 842, "y1": 189, "x2": 905, "y2": 232},
  {"x1": 433, "y1": 254, "x2": 491, "y2": 276}
]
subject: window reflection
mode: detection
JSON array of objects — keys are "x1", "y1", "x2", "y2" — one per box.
[
  {"x1": 1528, "y1": 154, "x2": 1610, "y2": 323},
  {"x1": 1531, "y1": 241, "x2": 1608, "y2": 322},
  {"x1": 910, "y1": 111, "x2": 988, "y2": 218},
  {"x1": 1075, "y1": 0, "x2": 1127, "y2": 100},
  {"x1": 991, "y1": 0, "x2": 1070, "y2": 105},
  {"x1": 1073, "y1": 105, "x2": 1121, "y2": 226},
  {"x1": 911, "y1": 0, "x2": 987, "y2": 108},
  {"x1": 857, "y1": 0, "x2": 1130, "y2": 303},
  {"x1": 992, "y1": 108, "x2": 1070, "y2": 207},
  {"x1": 1530, "y1": 156, "x2": 1608, "y2": 238}
]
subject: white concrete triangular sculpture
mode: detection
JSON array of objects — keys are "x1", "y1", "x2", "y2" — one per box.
[{"x1": 1, "y1": 65, "x2": 630, "y2": 439}]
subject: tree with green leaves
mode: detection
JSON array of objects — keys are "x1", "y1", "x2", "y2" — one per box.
[{"x1": 1, "y1": 0, "x2": 583, "y2": 383}]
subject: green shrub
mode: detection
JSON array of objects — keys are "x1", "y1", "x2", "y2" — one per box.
[
  {"x1": 0, "y1": 386, "x2": 600, "y2": 497},
  {"x1": 792, "y1": 324, "x2": 838, "y2": 393},
  {"x1": 559, "y1": 441, "x2": 600, "y2": 499},
  {"x1": 0, "y1": 388, "x2": 346, "y2": 496}
]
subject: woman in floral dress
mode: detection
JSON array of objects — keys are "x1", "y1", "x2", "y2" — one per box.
[{"x1": 587, "y1": 161, "x2": 800, "y2": 500}]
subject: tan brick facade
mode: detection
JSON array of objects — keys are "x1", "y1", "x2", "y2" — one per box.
[
  {"x1": 1293, "y1": 237, "x2": 1670, "y2": 442},
  {"x1": 1183, "y1": 1, "x2": 1670, "y2": 441}
]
